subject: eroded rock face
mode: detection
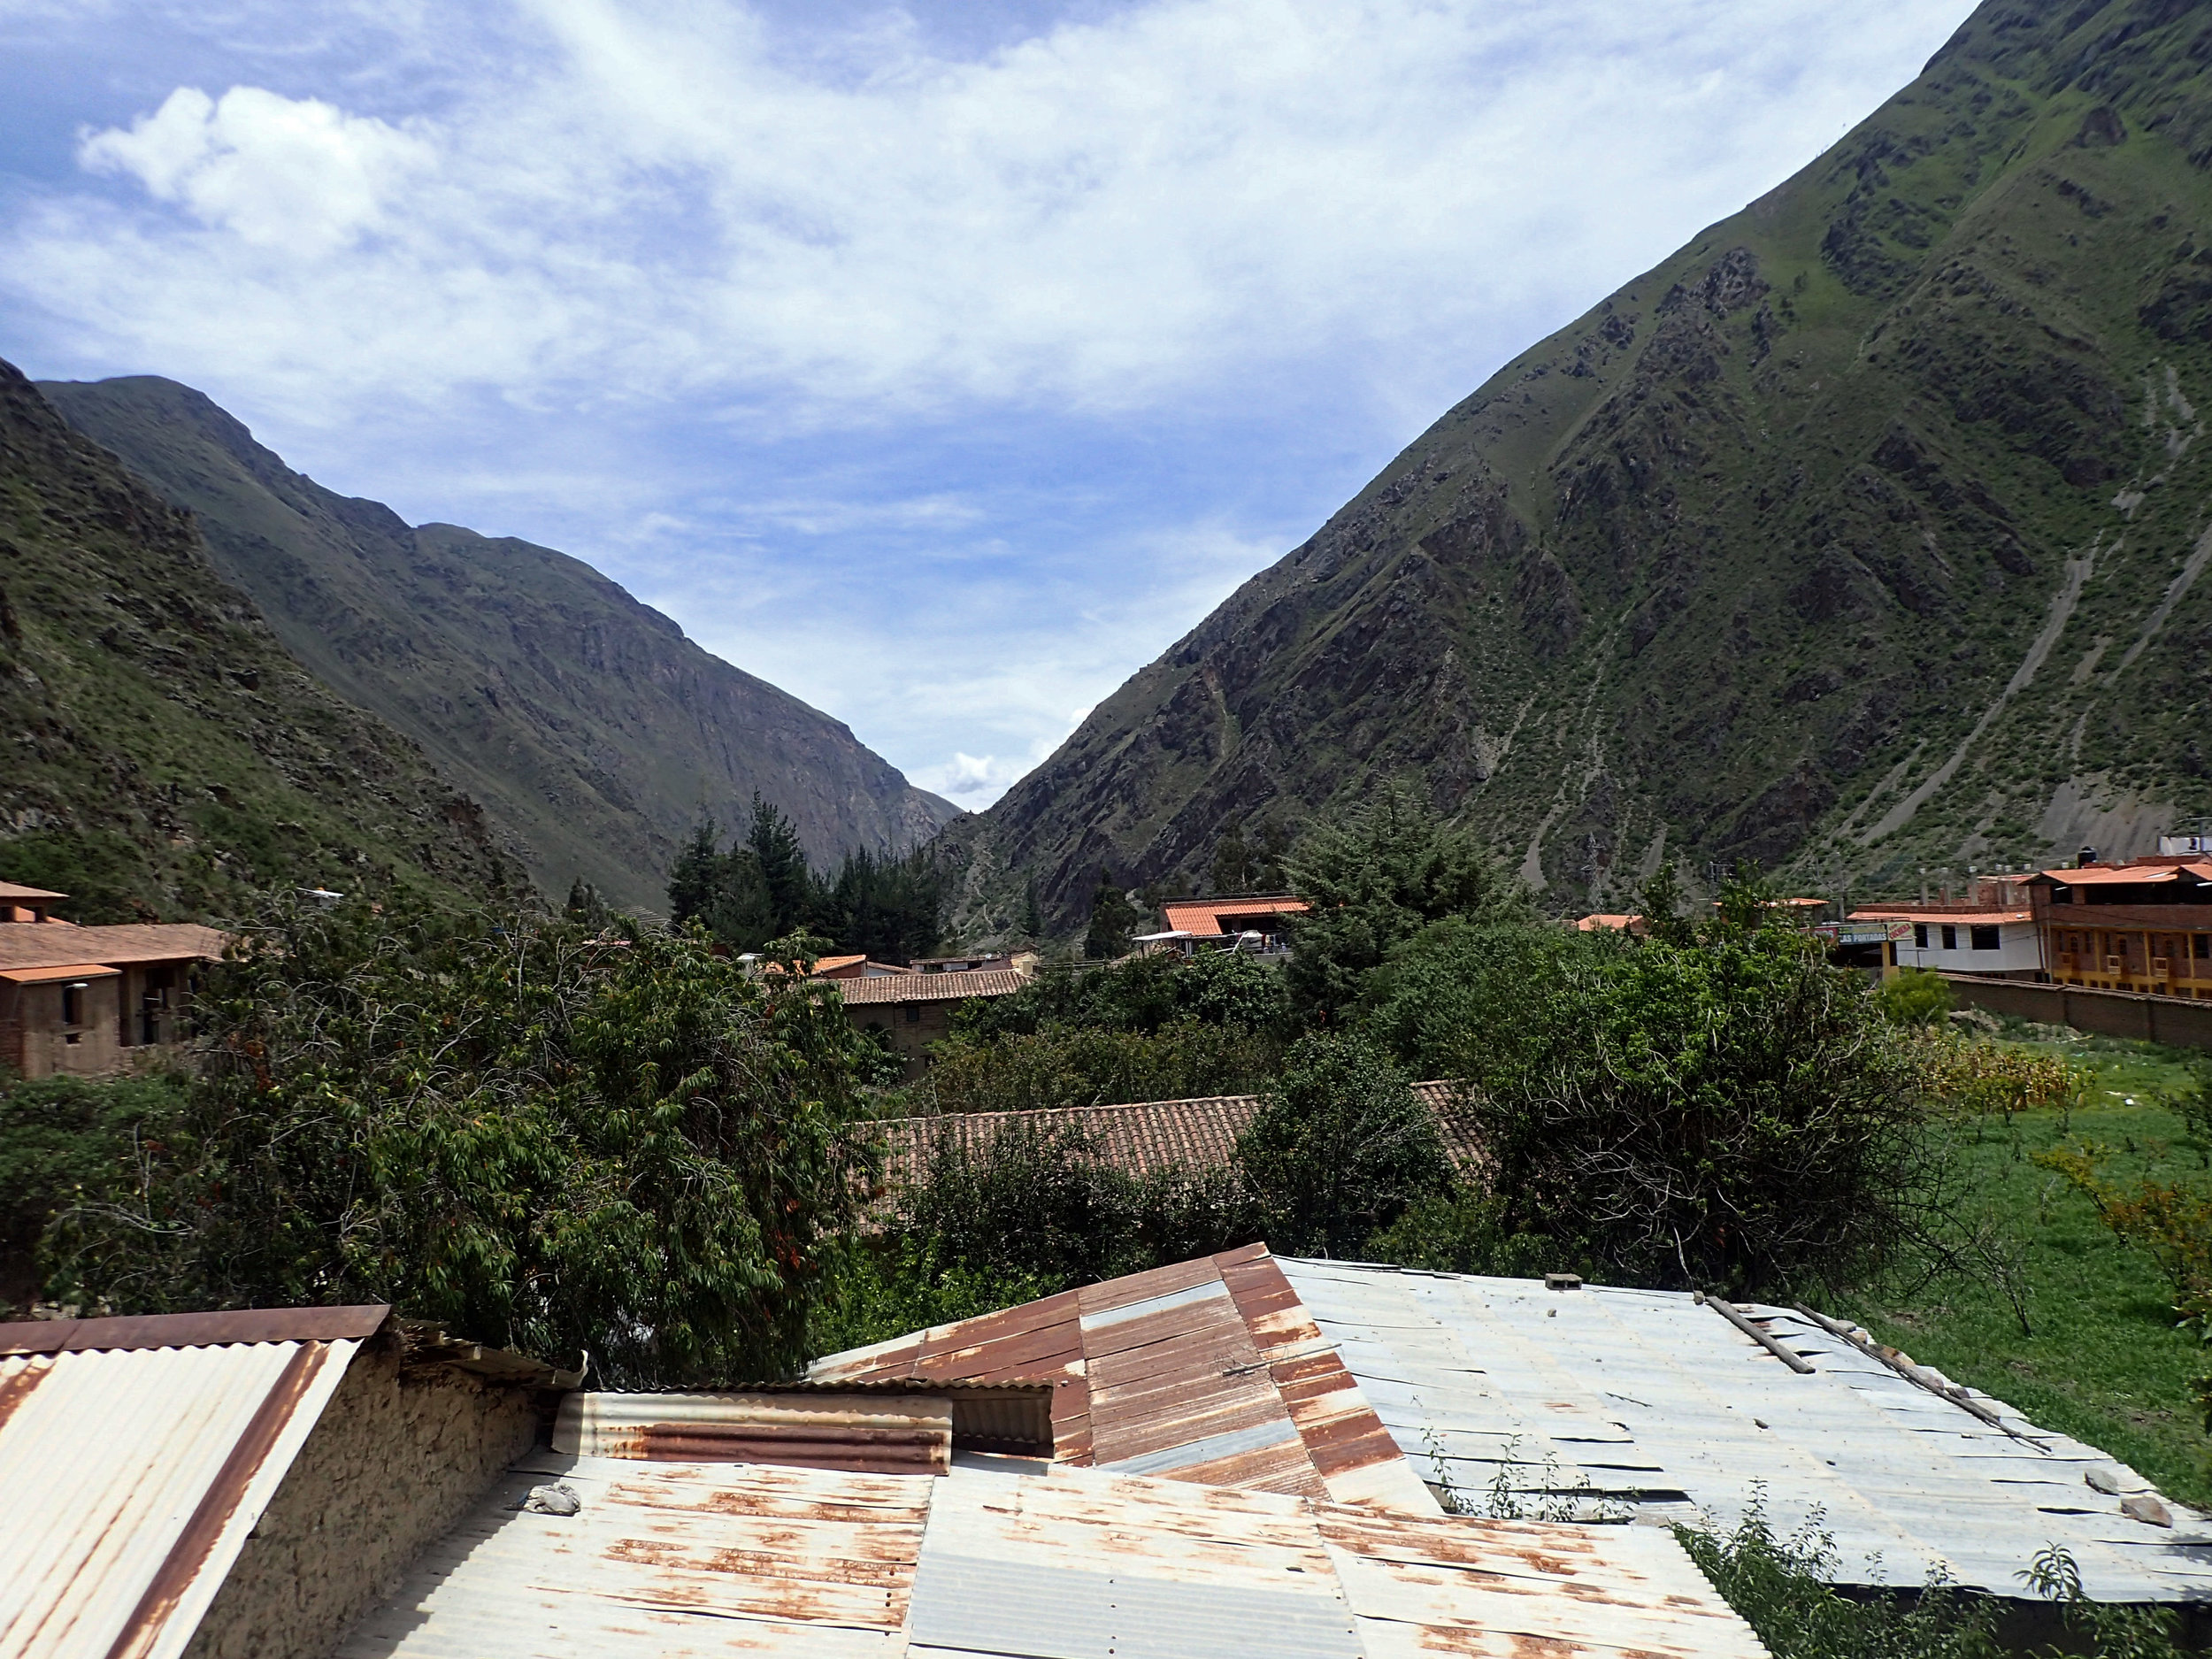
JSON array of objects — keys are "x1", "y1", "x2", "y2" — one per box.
[{"x1": 948, "y1": 0, "x2": 2212, "y2": 933}]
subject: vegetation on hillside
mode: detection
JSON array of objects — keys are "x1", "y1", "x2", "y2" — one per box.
[{"x1": 0, "y1": 360, "x2": 517, "y2": 919}]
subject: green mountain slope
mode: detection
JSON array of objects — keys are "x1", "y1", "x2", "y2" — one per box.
[
  {"x1": 39, "y1": 377, "x2": 957, "y2": 911},
  {"x1": 0, "y1": 361, "x2": 517, "y2": 920},
  {"x1": 952, "y1": 0, "x2": 2212, "y2": 933}
]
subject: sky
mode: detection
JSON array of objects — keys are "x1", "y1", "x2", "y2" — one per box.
[{"x1": 0, "y1": 0, "x2": 1982, "y2": 811}]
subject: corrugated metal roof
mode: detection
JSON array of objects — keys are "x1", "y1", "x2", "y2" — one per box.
[
  {"x1": 336, "y1": 1448, "x2": 1766, "y2": 1658},
  {"x1": 0, "y1": 925, "x2": 227, "y2": 973},
  {"x1": 0, "y1": 1335, "x2": 364, "y2": 1659},
  {"x1": 838, "y1": 969, "x2": 1027, "y2": 1006},
  {"x1": 0, "y1": 963, "x2": 121, "y2": 985},
  {"x1": 554, "y1": 1391, "x2": 956, "y2": 1475},
  {"x1": 2035, "y1": 864, "x2": 2212, "y2": 887},
  {"x1": 0, "y1": 882, "x2": 68, "y2": 902},
  {"x1": 1279, "y1": 1259, "x2": 2212, "y2": 1602},
  {"x1": 875, "y1": 1081, "x2": 1477, "y2": 1188},
  {"x1": 809, "y1": 1246, "x2": 1435, "y2": 1514},
  {"x1": 1850, "y1": 909, "x2": 2033, "y2": 925}
]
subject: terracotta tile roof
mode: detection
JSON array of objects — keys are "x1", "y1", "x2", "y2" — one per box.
[
  {"x1": 0, "y1": 922, "x2": 226, "y2": 972},
  {"x1": 811, "y1": 953, "x2": 868, "y2": 974},
  {"x1": 809, "y1": 1243, "x2": 1436, "y2": 1511},
  {"x1": 874, "y1": 1081, "x2": 1477, "y2": 1187},
  {"x1": 837, "y1": 967, "x2": 1027, "y2": 1006},
  {"x1": 1160, "y1": 896, "x2": 1310, "y2": 936},
  {"x1": 1575, "y1": 912, "x2": 1642, "y2": 931},
  {"x1": 2035, "y1": 863, "x2": 2212, "y2": 886},
  {"x1": 0, "y1": 962, "x2": 122, "y2": 985}
]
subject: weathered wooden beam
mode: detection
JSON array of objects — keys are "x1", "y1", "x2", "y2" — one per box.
[{"x1": 1701, "y1": 1292, "x2": 1815, "y2": 1373}]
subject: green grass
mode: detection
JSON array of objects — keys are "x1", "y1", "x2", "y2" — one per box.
[{"x1": 1839, "y1": 1036, "x2": 2212, "y2": 1509}]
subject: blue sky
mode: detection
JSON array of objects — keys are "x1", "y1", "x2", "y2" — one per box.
[{"x1": 0, "y1": 0, "x2": 1978, "y2": 810}]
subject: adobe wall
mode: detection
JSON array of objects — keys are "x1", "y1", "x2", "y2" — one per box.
[
  {"x1": 184, "y1": 1337, "x2": 541, "y2": 1659},
  {"x1": 1942, "y1": 974, "x2": 2212, "y2": 1051}
]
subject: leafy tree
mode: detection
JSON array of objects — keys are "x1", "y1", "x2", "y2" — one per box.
[
  {"x1": 564, "y1": 878, "x2": 611, "y2": 925},
  {"x1": 1637, "y1": 859, "x2": 1697, "y2": 947},
  {"x1": 1358, "y1": 916, "x2": 1605, "y2": 1076},
  {"x1": 1211, "y1": 821, "x2": 1252, "y2": 894},
  {"x1": 1234, "y1": 1033, "x2": 1451, "y2": 1256},
  {"x1": 925, "y1": 1021, "x2": 1280, "y2": 1115},
  {"x1": 952, "y1": 948, "x2": 1286, "y2": 1041},
  {"x1": 1461, "y1": 889, "x2": 1932, "y2": 1297},
  {"x1": 0, "y1": 1070, "x2": 182, "y2": 1316},
  {"x1": 1084, "y1": 868, "x2": 1144, "y2": 960},
  {"x1": 1284, "y1": 786, "x2": 1528, "y2": 1019},
  {"x1": 47, "y1": 895, "x2": 878, "y2": 1386}
]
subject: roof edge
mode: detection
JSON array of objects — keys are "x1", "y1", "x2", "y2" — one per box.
[{"x1": 0, "y1": 1304, "x2": 392, "y2": 1355}]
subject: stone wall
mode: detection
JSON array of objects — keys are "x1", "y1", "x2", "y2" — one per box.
[
  {"x1": 184, "y1": 1337, "x2": 541, "y2": 1659},
  {"x1": 1941, "y1": 974, "x2": 2212, "y2": 1051}
]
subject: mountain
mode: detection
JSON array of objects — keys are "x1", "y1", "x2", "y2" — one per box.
[
  {"x1": 39, "y1": 377, "x2": 957, "y2": 911},
  {"x1": 0, "y1": 360, "x2": 517, "y2": 919},
  {"x1": 949, "y1": 0, "x2": 2212, "y2": 933}
]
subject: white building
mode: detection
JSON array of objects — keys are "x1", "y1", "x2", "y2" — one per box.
[{"x1": 1850, "y1": 904, "x2": 2043, "y2": 978}]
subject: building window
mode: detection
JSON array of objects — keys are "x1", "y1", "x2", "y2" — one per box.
[
  {"x1": 904, "y1": 1003, "x2": 921, "y2": 1024},
  {"x1": 1940, "y1": 925, "x2": 1958, "y2": 951},
  {"x1": 60, "y1": 985, "x2": 81, "y2": 1026},
  {"x1": 1914, "y1": 924, "x2": 1929, "y2": 949},
  {"x1": 2196, "y1": 935, "x2": 2210, "y2": 959},
  {"x1": 1970, "y1": 926, "x2": 2000, "y2": 951}
]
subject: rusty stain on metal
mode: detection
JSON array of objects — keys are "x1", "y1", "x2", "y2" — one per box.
[
  {"x1": 0, "y1": 1306, "x2": 388, "y2": 1356},
  {"x1": 102, "y1": 1340, "x2": 329, "y2": 1659},
  {"x1": 0, "y1": 1354, "x2": 51, "y2": 1434}
]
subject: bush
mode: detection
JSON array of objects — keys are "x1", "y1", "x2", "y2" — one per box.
[
  {"x1": 952, "y1": 949, "x2": 1286, "y2": 1041},
  {"x1": 1674, "y1": 1491, "x2": 2001, "y2": 1659},
  {"x1": 46, "y1": 895, "x2": 879, "y2": 1386},
  {"x1": 810, "y1": 1233, "x2": 1059, "y2": 1358},
  {"x1": 1234, "y1": 1033, "x2": 1452, "y2": 1256},
  {"x1": 891, "y1": 1119, "x2": 1261, "y2": 1288},
  {"x1": 1875, "y1": 967, "x2": 1952, "y2": 1026},
  {"x1": 1462, "y1": 900, "x2": 1933, "y2": 1296},
  {"x1": 1916, "y1": 1033, "x2": 2083, "y2": 1119},
  {"x1": 1364, "y1": 1187, "x2": 1562, "y2": 1279},
  {"x1": 1358, "y1": 916, "x2": 1612, "y2": 1075},
  {"x1": 924, "y1": 1021, "x2": 1282, "y2": 1115}
]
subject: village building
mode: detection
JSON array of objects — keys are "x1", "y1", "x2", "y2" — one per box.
[
  {"x1": 2030, "y1": 856, "x2": 2212, "y2": 999},
  {"x1": 1156, "y1": 894, "x2": 1310, "y2": 954},
  {"x1": 909, "y1": 949, "x2": 1037, "y2": 974},
  {"x1": 838, "y1": 964, "x2": 1029, "y2": 1079},
  {"x1": 0, "y1": 884, "x2": 226, "y2": 1078},
  {"x1": 1573, "y1": 911, "x2": 1645, "y2": 933},
  {"x1": 1848, "y1": 902, "x2": 2044, "y2": 978},
  {"x1": 2026, "y1": 858, "x2": 2212, "y2": 1000}
]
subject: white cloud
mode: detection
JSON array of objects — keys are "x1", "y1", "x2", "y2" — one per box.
[
  {"x1": 8, "y1": 0, "x2": 1976, "y2": 421},
  {"x1": 78, "y1": 84, "x2": 434, "y2": 254}
]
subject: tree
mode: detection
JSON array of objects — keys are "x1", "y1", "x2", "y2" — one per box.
[
  {"x1": 49, "y1": 895, "x2": 878, "y2": 1385},
  {"x1": 1020, "y1": 879, "x2": 1044, "y2": 940},
  {"x1": 746, "y1": 793, "x2": 814, "y2": 935},
  {"x1": 1463, "y1": 890, "x2": 1932, "y2": 1297},
  {"x1": 1283, "y1": 785, "x2": 1528, "y2": 1018},
  {"x1": 818, "y1": 846, "x2": 945, "y2": 964},
  {"x1": 1234, "y1": 1033, "x2": 1452, "y2": 1256},
  {"x1": 1084, "y1": 868, "x2": 1144, "y2": 960}
]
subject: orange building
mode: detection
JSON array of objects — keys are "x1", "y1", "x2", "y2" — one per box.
[{"x1": 2028, "y1": 858, "x2": 2212, "y2": 998}]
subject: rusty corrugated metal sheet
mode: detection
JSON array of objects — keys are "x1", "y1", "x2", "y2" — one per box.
[
  {"x1": 0, "y1": 1306, "x2": 388, "y2": 1356},
  {"x1": 338, "y1": 1448, "x2": 1769, "y2": 1658},
  {"x1": 554, "y1": 1391, "x2": 955, "y2": 1474},
  {"x1": 0, "y1": 1336, "x2": 360, "y2": 1659},
  {"x1": 807, "y1": 1246, "x2": 1436, "y2": 1512}
]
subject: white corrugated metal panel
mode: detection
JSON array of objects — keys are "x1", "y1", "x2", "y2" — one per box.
[
  {"x1": 0, "y1": 1337, "x2": 358, "y2": 1659},
  {"x1": 1280, "y1": 1258, "x2": 2212, "y2": 1602}
]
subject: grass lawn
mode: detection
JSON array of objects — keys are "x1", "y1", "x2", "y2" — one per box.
[{"x1": 1838, "y1": 1031, "x2": 2212, "y2": 1509}]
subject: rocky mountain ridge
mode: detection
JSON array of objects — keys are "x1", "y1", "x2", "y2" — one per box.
[
  {"x1": 946, "y1": 0, "x2": 2212, "y2": 935},
  {"x1": 41, "y1": 377, "x2": 956, "y2": 910}
]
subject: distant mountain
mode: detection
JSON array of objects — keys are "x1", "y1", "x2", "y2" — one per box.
[
  {"x1": 0, "y1": 361, "x2": 516, "y2": 919},
  {"x1": 949, "y1": 0, "x2": 2212, "y2": 934},
  {"x1": 42, "y1": 377, "x2": 957, "y2": 910}
]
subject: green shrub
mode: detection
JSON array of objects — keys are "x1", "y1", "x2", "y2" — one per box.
[
  {"x1": 1876, "y1": 967, "x2": 1953, "y2": 1027},
  {"x1": 1364, "y1": 1187, "x2": 1563, "y2": 1279},
  {"x1": 47, "y1": 895, "x2": 879, "y2": 1386},
  {"x1": 1462, "y1": 899, "x2": 1932, "y2": 1297},
  {"x1": 924, "y1": 1020, "x2": 1281, "y2": 1115},
  {"x1": 951, "y1": 949, "x2": 1286, "y2": 1041},
  {"x1": 1235, "y1": 1033, "x2": 1451, "y2": 1256}
]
